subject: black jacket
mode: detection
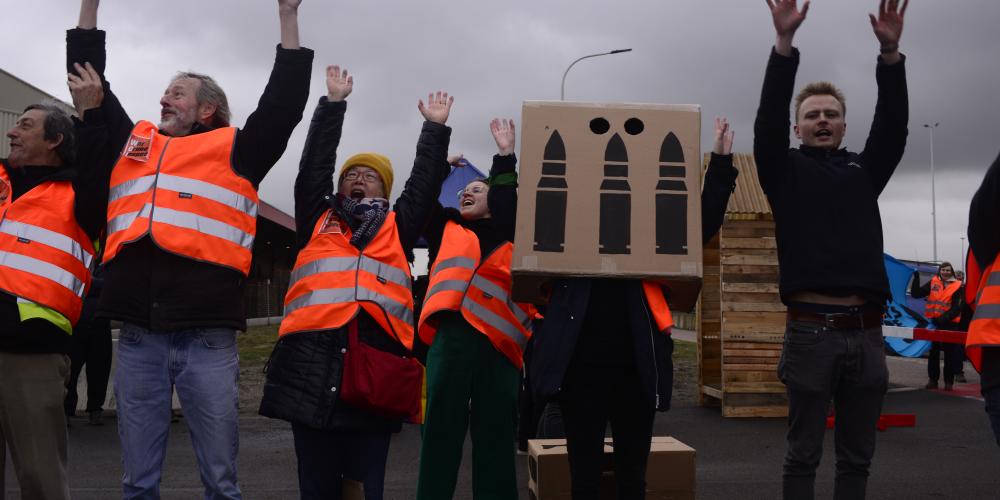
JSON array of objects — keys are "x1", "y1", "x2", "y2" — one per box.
[
  {"x1": 0, "y1": 156, "x2": 105, "y2": 353},
  {"x1": 258, "y1": 97, "x2": 452, "y2": 431},
  {"x1": 529, "y1": 153, "x2": 738, "y2": 411},
  {"x1": 754, "y1": 48, "x2": 908, "y2": 304},
  {"x1": 67, "y1": 28, "x2": 313, "y2": 331}
]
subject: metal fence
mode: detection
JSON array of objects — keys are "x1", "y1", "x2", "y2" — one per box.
[{"x1": 244, "y1": 279, "x2": 290, "y2": 319}]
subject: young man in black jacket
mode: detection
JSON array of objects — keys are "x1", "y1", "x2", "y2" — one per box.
[
  {"x1": 755, "y1": 1, "x2": 909, "y2": 498},
  {"x1": 67, "y1": 0, "x2": 313, "y2": 497}
]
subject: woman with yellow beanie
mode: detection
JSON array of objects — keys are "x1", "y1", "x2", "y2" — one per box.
[{"x1": 259, "y1": 65, "x2": 455, "y2": 500}]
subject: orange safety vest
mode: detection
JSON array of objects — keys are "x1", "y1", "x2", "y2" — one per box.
[
  {"x1": 642, "y1": 281, "x2": 675, "y2": 334},
  {"x1": 966, "y1": 251, "x2": 1000, "y2": 371},
  {"x1": 104, "y1": 121, "x2": 259, "y2": 275},
  {"x1": 279, "y1": 210, "x2": 415, "y2": 348},
  {"x1": 925, "y1": 275, "x2": 962, "y2": 323},
  {"x1": 418, "y1": 222, "x2": 536, "y2": 368},
  {"x1": 0, "y1": 164, "x2": 94, "y2": 325}
]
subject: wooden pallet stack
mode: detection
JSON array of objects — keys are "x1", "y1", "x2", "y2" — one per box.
[{"x1": 698, "y1": 154, "x2": 788, "y2": 417}]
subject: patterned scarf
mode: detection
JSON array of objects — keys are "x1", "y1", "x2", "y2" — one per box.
[{"x1": 333, "y1": 193, "x2": 390, "y2": 249}]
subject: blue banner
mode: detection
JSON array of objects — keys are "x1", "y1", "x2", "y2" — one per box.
[{"x1": 883, "y1": 253, "x2": 932, "y2": 357}]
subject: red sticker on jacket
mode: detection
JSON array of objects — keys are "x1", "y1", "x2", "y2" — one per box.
[
  {"x1": 318, "y1": 211, "x2": 343, "y2": 235},
  {"x1": 122, "y1": 130, "x2": 153, "y2": 162}
]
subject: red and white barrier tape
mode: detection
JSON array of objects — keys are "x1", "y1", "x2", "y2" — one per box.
[{"x1": 882, "y1": 325, "x2": 967, "y2": 345}]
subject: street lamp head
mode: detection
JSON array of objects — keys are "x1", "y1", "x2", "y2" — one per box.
[{"x1": 608, "y1": 48, "x2": 633, "y2": 54}]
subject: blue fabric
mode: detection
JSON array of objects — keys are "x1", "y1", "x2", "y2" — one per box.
[
  {"x1": 883, "y1": 254, "x2": 932, "y2": 357},
  {"x1": 114, "y1": 324, "x2": 241, "y2": 500},
  {"x1": 439, "y1": 159, "x2": 487, "y2": 209}
]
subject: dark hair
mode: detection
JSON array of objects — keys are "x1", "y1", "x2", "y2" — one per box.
[{"x1": 24, "y1": 101, "x2": 75, "y2": 165}]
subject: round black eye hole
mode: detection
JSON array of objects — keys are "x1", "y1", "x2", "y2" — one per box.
[
  {"x1": 624, "y1": 118, "x2": 644, "y2": 135},
  {"x1": 589, "y1": 117, "x2": 610, "y2": 135}
]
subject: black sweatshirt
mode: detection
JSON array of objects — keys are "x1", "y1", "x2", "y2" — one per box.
[
  {"x1": 67, "y1": 28, "x2": 313, "y2": 331},
  {"x1": 968, "y1": 152, "x2": 1000, "y2": 391},
  {"x1": 0, "y1": 158, "x2": 106, "y2": 353},
  {"x1": 754, "y1": 48, "x2": 908, "y2": 304}
]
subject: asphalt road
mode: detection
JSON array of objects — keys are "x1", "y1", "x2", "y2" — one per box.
[{"x1": 4, "y1": 341, "x2": 999, "y2": 499}]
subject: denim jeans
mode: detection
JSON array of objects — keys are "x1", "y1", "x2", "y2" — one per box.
[
  {"x1": 778, "y1": 320, "x2": 888, "y2": 500},
  {"x1": 291, "y1": 423, "x2": 391, "y2": 500},
  {"x1": 115, "y1": 323, "x2": 241, "y2": 500}
]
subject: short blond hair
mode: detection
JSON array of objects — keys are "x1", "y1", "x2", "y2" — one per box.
[{"x1": 794, "y1": 81, "x2": 846, "y2": 123}]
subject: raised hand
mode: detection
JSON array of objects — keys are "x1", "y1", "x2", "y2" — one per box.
[
  {"x1": 278, "y1": 0, "x2": 301, "y2": 49},
  {"x1": 490, "y1": 118, "x2": 516, "y2": 156},
  {"x1": 417, "y1": 91, "x2": 454, "y2": 125},
  {"x1": 766, "y1": 0, "x2": 810, "y2": 56},
  {"x1": 869, "y1": 0, "x2": 908, "y2": 55},
  {"x1": 278, "y1": 0, "x2": 302, "y2": 11},
  {"x1": 713, "y1": 117, "x2": 735, "y2": 156},
  {"x1": 447, "y1": 154, "x2": 466, "y2": 166},
  {"x1": 67, "y1": 62, "x2": 104, "y2": 116},
  {"x1": 326, "y1": 65, "x2": 353, "y2": 102},
  {"x1": 78, "y1": 0, "x2": 100, "y2": 29}
]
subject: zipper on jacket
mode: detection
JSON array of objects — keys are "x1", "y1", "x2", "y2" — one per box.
[
  {"x1": 145, "y1": 136, "x2": 173, "y2": 234},
  {"x1": 640, "y1": 290, "x2": 660, "y2": 409}
]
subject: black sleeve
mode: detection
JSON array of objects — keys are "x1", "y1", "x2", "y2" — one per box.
[
  {"x1": 393, "y1": 122, "x2": 452, "y2": 255},
  {"x1": 701, "y1": 153, "x2": 738, "y2": 243},
  {"x1": 858, "y1": 55, "x2": 909, "y2": 196},
  {"x1": 72, "y1": 120, "x2": 110, "y2": 242},
  {"x1": 292, "y1": 98, "x2": 346, "y2": 250},
  {"x1": 67, "y1": 28, "x2": 134, "y2": 213},
  {"x1": 969, "y1": 151, "x2": 1000, "y2": 269},
  {"x1": 938, "y1": 286, "x2": 965, "y2": 324},
  {"x1": 487, "y1": 153, "x2": 518, "y2": 243},
  {"x1": 753, "y1": 48, "x2": 799, "y2": 198},
  {"x1": 232, "y1": 45, "x2": 314, "y2": 187},
  {"x1": 422, "y1": 202, "x2": 448, "y2": 263}
]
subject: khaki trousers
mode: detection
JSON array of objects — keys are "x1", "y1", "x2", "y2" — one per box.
[{"x1": 0, "y1": 352, "x2": 71, "y2": 500}]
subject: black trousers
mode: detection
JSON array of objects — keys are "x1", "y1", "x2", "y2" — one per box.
[
  {"x1": 64, "y1": 319, "x2": 112, "y2": 414},
  {"x1": 290, "y1": 423, "x2": 391, "y2": 500},
  {"x1": 559, "y1": 362, "x2": 655, "y2": 500},
  {"x1": 926, "y1": 341, "x2": 963, "y2": 384},
  {"x1": 778, "y1": 320, "x2": 888, "y2": 500}
]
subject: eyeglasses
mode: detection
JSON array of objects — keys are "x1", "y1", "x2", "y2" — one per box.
[
  {"x1": 457, "y1": 185, "x2": 487, "y2": 200},
  {"x1": 344, "y1": 170, "x2": 380, "y2": 183}
]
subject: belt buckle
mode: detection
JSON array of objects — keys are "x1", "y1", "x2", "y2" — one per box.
[{"x1": 823, "y1": 312, "x2": 851, "y2": 329}]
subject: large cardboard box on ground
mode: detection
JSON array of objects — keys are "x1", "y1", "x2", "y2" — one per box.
[
  {"x1": 512, "y1": 101, "x2": 703, "y2": 310},
  {"x1": 527, "y1": 436, "x2": 696, "y2": 499}
]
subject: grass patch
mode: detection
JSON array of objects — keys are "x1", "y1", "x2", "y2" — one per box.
[
  {"x1": 239, "y1": 324, "x2": 280, "y2": 368},
  {"x1": 673, "y1": 338, "x2": 697, "y2": 361}
]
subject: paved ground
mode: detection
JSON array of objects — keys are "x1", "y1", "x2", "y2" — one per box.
[{"x1": 5, "y1": 333, "x2": 999, "y2": 499}]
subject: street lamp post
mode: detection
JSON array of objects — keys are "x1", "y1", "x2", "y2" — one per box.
[
  {"x1": 924, "y1": 122, "x2": 939, "y2": 262},
  {"x1": 560, "y1": 49, "x2": 632, "y2": 101},
  {"x1": 960, "y1": 235, "x2": 966, "y2": 268}
]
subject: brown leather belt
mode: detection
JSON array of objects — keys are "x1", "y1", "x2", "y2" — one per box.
[{"x1": 786, "y1": 308, "x2": 883, "y2": 330}]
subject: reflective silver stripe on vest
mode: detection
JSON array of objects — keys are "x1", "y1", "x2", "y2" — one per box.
[
  {"x1": 151, "y1": 206, "x2": 254, "y2": 249},
  {"x1": 0, "y1": 219, "x2": 93, "y2": 269},
  {"x1": 109, "y1": 175, "x2": 156, "y2": 204},
  {"x1": 156, "y1": 174, "x2": 258, "y2": 217},
  {"x1": 289, "y1": 257, "x2": 359, "y2": 289},
  {"x1": 289, "y1": 256, "x2": 411, "y2": 292},
  {"x1": 461, "y1": 297, "x2": 528, "y2": 348},
  {"x1": 972, "y1": 303, "x2": 1000, "y2": 322},
  {"x1": 0, "y1": 250, "x2": 86, "y2": 297},
  {"x1": 284, "y1": 286, "x2": 414, "y2": 327},
  {"x1": 432, "y1": 256, "x2": 477, "y2": 274},
  {"x1": 107, "y1": 203, "x2": 153, "y2": 236},
  {"x1": 469, "y1": 275, "x2": 531, "y2": 328},
  {"x1": 426, "y1": 279, "x2": 470, "y2": 299}
]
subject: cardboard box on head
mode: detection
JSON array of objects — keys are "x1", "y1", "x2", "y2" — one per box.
[{"x1": 512, "y1": 101, "x2": 703, "y2": 310}]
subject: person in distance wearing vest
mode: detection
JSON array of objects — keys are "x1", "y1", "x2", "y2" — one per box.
[
  {"x1": 66, "y1": 0, "x2": 313, "y2": 497},
  {"x1": 756, "y1": 1, "x2": 910, "y2": 497},
  {"x1": 0, "y1": 102, "x2": 104, "y2": 500},
  {"x1": 911, "y1": 262, "x2": 965, "y2": 390},
  {"x1": 258, "y1": 65, "x2": 456, "y2": 500},
  {"x1": 528, "y1": 117, "x2": 739, "y2": 500},
  {"x1": 414, "y1": 118, "x2": 531, "y2": 500},
  {"x1": 965, "y1": 150, "x2": 1000, "y2": 447}
]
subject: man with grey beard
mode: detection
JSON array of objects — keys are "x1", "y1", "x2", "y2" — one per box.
[{"x1": 66, "y1": 0, "x2": 313, "y2": 498}]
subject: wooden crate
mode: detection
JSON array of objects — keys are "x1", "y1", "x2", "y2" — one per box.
[{"x1": 698, "y1": 216, "x2": 788, "y2": 417}]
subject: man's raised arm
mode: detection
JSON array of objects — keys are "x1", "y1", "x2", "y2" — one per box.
[
  {"x1": 278, "y1": 0, "x2": 301, "y2": 50},
  {"x1": 78, "y1": 0, "x2": 98, "y2": 29},
  {"x1": 753, "y1": 0, "x2": 808, "y2": 195}
]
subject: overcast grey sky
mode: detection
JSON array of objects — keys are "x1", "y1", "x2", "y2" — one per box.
[{"x1": 3, "y1": 0, "x2": 997, "y2": 269}]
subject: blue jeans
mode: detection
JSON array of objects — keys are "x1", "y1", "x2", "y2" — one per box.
[{"x1": 115, "y1": 323, "x2": 241, "y2": 500}]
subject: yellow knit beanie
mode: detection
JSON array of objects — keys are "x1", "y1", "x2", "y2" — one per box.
[{"x1": 339, "y1": 152, "x2": 394, "y2": 196}]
